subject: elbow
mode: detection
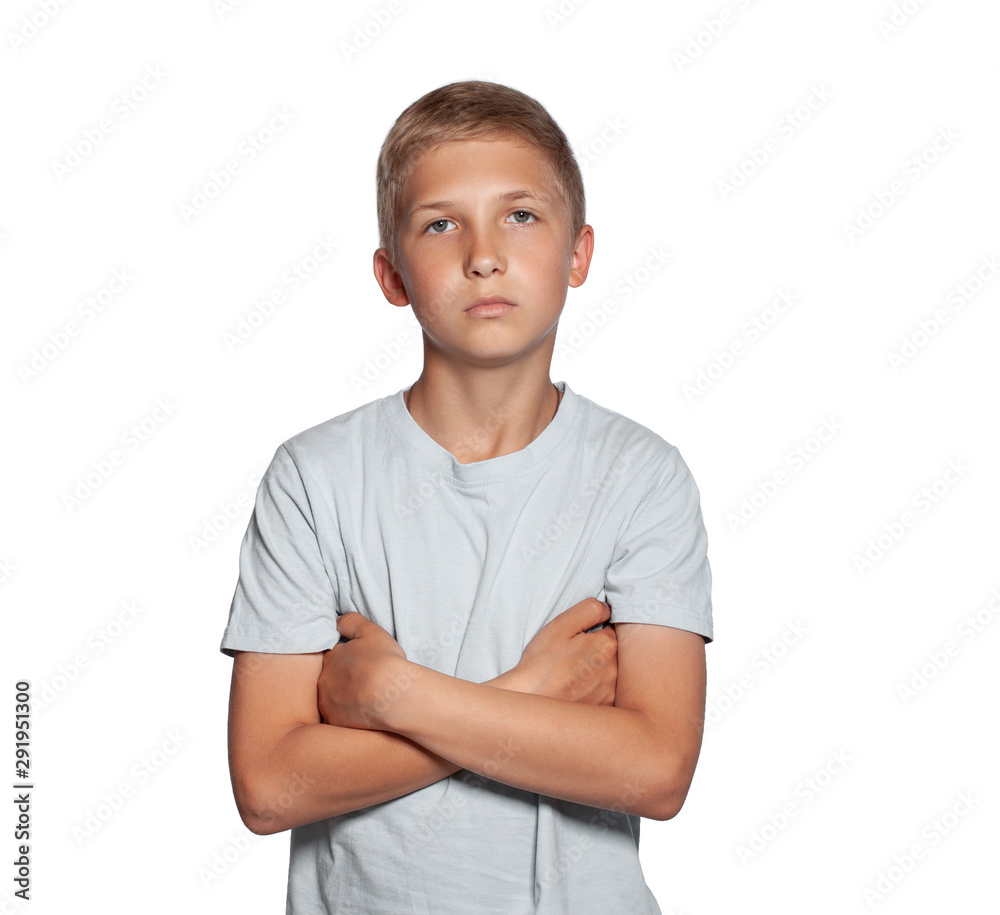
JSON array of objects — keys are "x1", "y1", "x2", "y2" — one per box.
[
  {"x1": 633, "y1": 752, "x2": 696, "y2": 822},
  {"x1": 233, "y1": 772, "x2": 287, "y2": 836},
  {"x1": 248, "y1": 818, "x2": 284, "y2": 837},
  {"x1": 241, "y1": 811, "x2": 272, "y2": 837},
  {"x1": 642, "y1": 789, "x2": 687, "y2": 822},
  {"x1": 641, "y1": 785, "x2": 691, "y2": 822},
  {"x1": 243, "y1": 808, "x2": 282, "y2": 837}
]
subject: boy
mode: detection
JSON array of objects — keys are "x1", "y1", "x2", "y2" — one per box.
[{"x1": 221, "y1": 80, "x2": 713, "y2": 914}]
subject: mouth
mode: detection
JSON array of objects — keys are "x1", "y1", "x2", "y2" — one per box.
[{"x1": 465, "y1": 295, "x2": 517, "y2": 317}]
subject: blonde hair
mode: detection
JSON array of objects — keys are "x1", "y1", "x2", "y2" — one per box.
[{"x1": 376, "y1": 80, "x2": 586, "y2": 268}]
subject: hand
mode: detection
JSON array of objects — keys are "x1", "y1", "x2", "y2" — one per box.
[
  {"x1": 513, "y1": 598, "x2": 618, "y2": 706},
  {"x1": 317, "y1": 612, "x2": 411, "y2": 731}
]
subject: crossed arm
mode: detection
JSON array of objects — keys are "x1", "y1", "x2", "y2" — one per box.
[{"x1": 228, "y1": 599, "x2": 706, "y2": 835}]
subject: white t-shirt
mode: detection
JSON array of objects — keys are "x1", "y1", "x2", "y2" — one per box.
[{"x1": 220, "y1": 379, "x2": 713, "y2": 914}]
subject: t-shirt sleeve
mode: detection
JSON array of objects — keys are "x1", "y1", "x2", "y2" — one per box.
[
  {"x1": 219, "y1": 443, "x2": 341, "y2": 657},
  {"x1": 602, "y1": 446, "x2": 713, "y2": 643}
]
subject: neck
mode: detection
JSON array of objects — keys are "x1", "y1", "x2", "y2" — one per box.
[{"x1": 404, "y1": 373, "x2": 563, "y2": 465}]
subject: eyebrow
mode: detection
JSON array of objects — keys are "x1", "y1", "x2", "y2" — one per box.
[{"x1": 408, "y1": 190, "x2": 549, "y2": 220}]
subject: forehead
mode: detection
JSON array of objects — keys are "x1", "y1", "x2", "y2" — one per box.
[{"x1": 402, "y1": 138, "x2": 561, "y2": 214}]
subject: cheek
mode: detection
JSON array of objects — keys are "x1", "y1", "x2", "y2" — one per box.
[
  {"x1": 512, "y1": 233, "x2": 568, "y2": 273},
  {"x1": 404, "y1": 255, "x2": 443, "y2": 291},
  {"x1": 409, "y1": 263, "x2": 463, "y2": 320},
  {"x1": 522, "y1": 249, "x2": 570, "y2": 291}
]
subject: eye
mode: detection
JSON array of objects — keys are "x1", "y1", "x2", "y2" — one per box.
[
  {"x1": 426, "y1": 218, "x2": 455, "y2": 234},
  {"x1": 507, "y1": 210, "x2": 537, "y2": 224}
]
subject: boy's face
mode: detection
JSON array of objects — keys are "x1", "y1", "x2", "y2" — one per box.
[{"x1": 374, "y1": 136, "x2": 593, "y2": 367}]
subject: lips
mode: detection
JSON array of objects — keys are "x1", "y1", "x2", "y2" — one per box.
[
  {"x1": 465, "y1": 295, "x2": 516, "y2": 312},
  {"x1": 465, "y1": 298, "x2": 517, "y2": 317}
]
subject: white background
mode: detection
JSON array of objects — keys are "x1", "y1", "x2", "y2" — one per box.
[{"x1": 2, "y1": 0, "x2": 998, "y2": 912}]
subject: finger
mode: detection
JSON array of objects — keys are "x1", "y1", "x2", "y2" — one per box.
[
  {"x1": 336, "y1": 611, "x2": 368, "y2": 640},
  {"x1": 547, "y1": 598, "x2": 610, "y2": 637},
  {"x1": 571, "y1": 597, "x2": 611, "y2": 633}
]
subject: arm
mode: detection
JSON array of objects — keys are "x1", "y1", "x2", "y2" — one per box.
[
  {"x1": 228, "y1": 599, "x2": 617, "y2": 835},
  {"x1": 229, "y1": 653, "x2": 515, "y2": 835},
  {"x1": 323, "y1": 603, "x2": 706, "y2": 821},
  {"x1": 316, "y1": 447, "x2": 711, "y2": 821}
]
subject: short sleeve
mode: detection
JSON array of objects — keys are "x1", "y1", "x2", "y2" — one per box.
[
  {"x1": 219, "y1": 444, "x2": 340, "y2": 657},
  {"x1": 603, "y1": 447, "x2": 713, "y2": 643}
]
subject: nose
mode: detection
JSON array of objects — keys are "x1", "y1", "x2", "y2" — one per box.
[{"x1": 464, "y1": 225, "x2": 505, "y2": 278}]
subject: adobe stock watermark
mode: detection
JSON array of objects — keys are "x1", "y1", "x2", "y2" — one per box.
[
  {"x1": 406, "y1": 738, "x2": 524, "y2": 851},
  {"x1": 716, "y1": 84, "x2": 834, "y2": 202},
  {"x1": 736, "y1": 748, "x2": 852, "y2": 864},
  {"x1": 876, "y1": 0, "x2": 933, "y2": 39},
  {"x1": 843, "y1": 126, "x2": 960, "y2": 244},
  {"x1": 886, "y1": 254, "x2": 999, "y2": 372},
  {"x1": 199, "y1": 830, "x2": 261, "y2": 888},
  {"x1": 545, "y1": 0, "x2": 589, "y2": 29},
  {"x1": 350, "y1": 323, "x2": 417, "y2": 394},
  {"x1": 72, "y1": 729, "x2": 189, "y2": 846},
  {"x1": 537, "y1": 777, "x2": 652, "y2": 890},
  {"x1": 521, "y1": 451, "x2": 635, "y2": 565},
  {"x1": 213, "y1": 0, "x2": 249, "y2": 20},
  {"x1": 462, "y1": 740, "x2": 646, "y2": 859},
  {"x1": 895, "y1": 586, "x2": 999, "y2": 706},
  {"x1": 7, "y1": 0, "x2": 72, "y2": 54},
  {"x1": 682, "y1": 287, "x2": 797, "y2": 403},
  {"x1": 862, "y1": 790, "x2": 980, "y2": 907},
  {"x1": 358, "y1": 660, "x2": 426, "y2": 729},
  {"x1": 704, "y1": 620, "x2": 808, "y2": 730},
  {"x1": 555, "y1": 245, "x2": 671, "y2": 362},
  {"x1": 17, "y1": 268, "x2": 134, "y2": 384},
  {"x1": 340, "y1": 0, "x2": 406, "y2": 62},
  {"x1": 0, "y1": 556, "x2": 18, "y2": 587},
  {"x1": 404, "y1": 611, "x2": 474, "y2": 673},
  {"x1": 50, "y1": 65, "x2": 168, "y2": 182},
  {"x1": 726, "y1": 416, "x2": 843, "y2": 533},
  {"x1": 390, "y1": 468, "x2": 457, "y2": 522},
  {"x1": 672, "y1": 0, "x2": 756, "y2": 72},
  {"x1": 230, "y1": 622, "x2": 338, "y2": 691},
  {"x1": 350, "y1": 272, "x2": 470, "y2": 393},
  {"x1": 187, "y1": 465, "x2": 267, "y2": 556},
  {"x1": 61, "y1": 397, "x2": 179, "y2": 513},
  {"x1": 576, "y1": 116, "x2": 627, "y2": 173},
  {"x1": 200, "y1": 772, "x2": 317, "y2": 879},
  {"x1": 178, "y1": 106, "x2": 295, "y2": 223},
  {"x1": 222, "y1": 235, "x2": 339, "y2": 352},
  {"x1": 0, "y1": 888, "x2": 27, "y2": 913},
  {"x1": 390, "y1": 401, "x2": 514, "y2": 519},
  {"x1": 612, "y1": 585, "x2": 712, "y2": 633},
  {"x1": 35, "y1": 601, "x2": 146, "y2": 712},
  {"x1": 851, "y1": 458, "x2": 970, "y2": 574}
]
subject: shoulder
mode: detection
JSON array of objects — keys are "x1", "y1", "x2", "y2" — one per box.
[
  {"x1": 282, "y1": 392, "x2": 388, "y2": 461},
  {"x1": 259, "y1": 392, "x2": 391, "y2": 488},
  {"x1": 574, "y1": 388, "x2": 687, "y2": 486}
]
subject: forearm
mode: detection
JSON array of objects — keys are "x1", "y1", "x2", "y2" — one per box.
[
  {"x1": 249, "y1": 668, "x2": 530, "y2": 834},
  {"x1": 380, "y1": 663, "x2": 677, "y2": 819}
]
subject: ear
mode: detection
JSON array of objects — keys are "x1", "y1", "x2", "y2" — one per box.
[
  {"x1": 568, "y1": 225, "x2": 595, "y2": 289},
  {"x1": 373, "y1": 248, "x2": 410, "y2": 307}
]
